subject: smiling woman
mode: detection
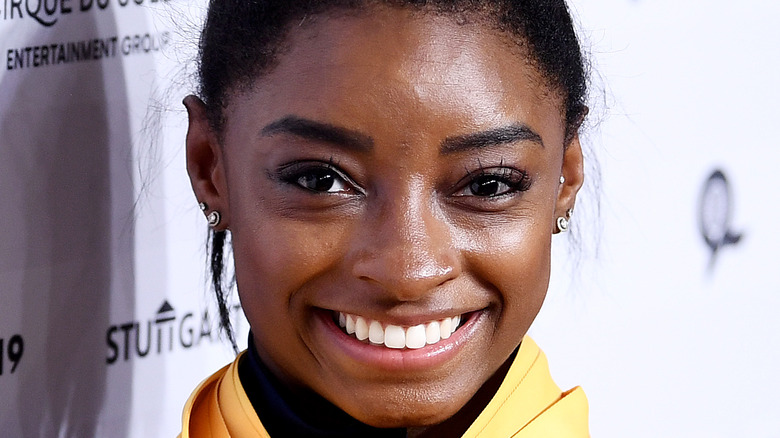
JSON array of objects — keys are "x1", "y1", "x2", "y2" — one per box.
[{"x1": 180, "y1": 1, "x2": 589, "y2": 437}]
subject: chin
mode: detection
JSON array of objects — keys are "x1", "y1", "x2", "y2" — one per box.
[
  {"x1": 355, "y1": 410, "x2": 451, "y2": 429},
  {"x1": 339, "y1": 390, "x2": 466, "y2": 428}
]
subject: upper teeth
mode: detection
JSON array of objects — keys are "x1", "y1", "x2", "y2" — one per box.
[{"x1": 337, "y1": 312, "x2": 462, "y2": 349}]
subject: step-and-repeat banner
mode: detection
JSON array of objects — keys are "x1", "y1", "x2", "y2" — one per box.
[
  {"x1": 1, "y1": 0, "x2": 777, "y2": 436},
  {"x1": 0, "y1": 1, "x2": 248, "y2": 437}
]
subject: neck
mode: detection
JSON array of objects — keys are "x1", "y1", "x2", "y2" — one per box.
[
  {"x1": 406, "y1": 352, "x2": 514, "y2": 438},
  {"x1": 240, "y1": 333, "x2": 515, "y2": 438},
  {"x1": 239, "y1": 334, "x2": 405, "y2": 437}
]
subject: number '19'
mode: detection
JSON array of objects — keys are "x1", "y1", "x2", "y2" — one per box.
[{"x1": 0, "y1": 335, "x2": 24, "y2": 376}]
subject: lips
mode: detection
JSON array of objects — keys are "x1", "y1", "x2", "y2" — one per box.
[{"x1": 335, "y1": 311, "x2": 464, "y2": 350}]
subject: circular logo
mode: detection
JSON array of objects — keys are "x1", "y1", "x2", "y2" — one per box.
[{"x1": 698, "y1": 169, "x2": 742, "y2": 270}]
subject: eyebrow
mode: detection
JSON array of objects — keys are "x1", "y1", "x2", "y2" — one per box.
[
  {"x1": 441, "y1": 124, "x2": 544, "y2": 154},
  {"x1": 261, "y1": 116, "x2": 543, "y2": 154},
  {"x1": 260, "y1": 116, "x2": 374, "y2": 152}
]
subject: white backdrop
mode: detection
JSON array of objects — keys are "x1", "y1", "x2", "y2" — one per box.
[
  {"x1": 0, "y1": 0, "x2": 778, "y2": 437},
  {"x1": 532, "y1": 1, "x2": 780, "y2": 437}
]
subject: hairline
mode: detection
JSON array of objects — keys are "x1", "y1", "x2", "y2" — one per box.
[{"x1": 206, "y1": 2, "x2": 571, "y2": 140}]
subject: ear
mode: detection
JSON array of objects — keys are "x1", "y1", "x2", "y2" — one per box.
[
  {"x1": 554, "y1": 133, "x2": 584, "y2": 233},
  {"x1": 184, "y1": 95, "x2": 230, "y2": 229}
]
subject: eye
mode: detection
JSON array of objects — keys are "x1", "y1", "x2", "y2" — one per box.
[
  {"x1": 464, "y1": 175, "x2": 513, "y2": 197},
  {"x1": 454, "y1": 167, "x2": 531, "y2": 198},
  {"x1": 296, "y1": 167, "x2": 349, "y2": 193},
  {"x1": 278, "y1": 161, "x2": 357, "y2": 194}
]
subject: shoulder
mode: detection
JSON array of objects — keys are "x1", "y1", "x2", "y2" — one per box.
[
  {"x1": 179, "y1": 352, "x2": 271, "y2": 438},
  {"x1": 462, "y1": 337, "x2": 590, "y2": 438}
]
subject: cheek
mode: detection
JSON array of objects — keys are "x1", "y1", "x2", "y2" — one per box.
[
  {"x1": 230, "y1": 215, "x2": 356, "y2": 377},
  {"x1": 230, "y1": 213, "x2": 353, "y2": 316},
  {"x1": 461, "y1": 216, "x2": 552, "y2": 334}
]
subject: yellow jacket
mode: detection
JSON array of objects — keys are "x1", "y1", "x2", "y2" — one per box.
[{"x1": 179, "y1": 337, "x2": 589, "y2": 437}]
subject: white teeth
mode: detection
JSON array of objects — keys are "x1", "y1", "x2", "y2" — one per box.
[
  {"x1": 336, "y1": 311, "x2": 464, "y2": 349},
  {"x1": 405, "y1": 324, "x2": 426, "y2": 349},
  {"x1": 368, "y1": 320, "x2": 384, "y2": 344},
  {"x1": 440, "y1": 318, "x2": 452, "y2": 339},
  {"x1": 384, "y1": 325, "x2": 406, "y2": 349},
  {"x1": 355, "y1": 316, "x2": 369, "y2": 341},
  {"x1": 425, "y1": 321, "x2": 441, "y2": 345}
]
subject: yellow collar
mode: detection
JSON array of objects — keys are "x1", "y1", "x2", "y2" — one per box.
[{"x1": 180, "y1": 337, "x2": 589, "y2": 437}]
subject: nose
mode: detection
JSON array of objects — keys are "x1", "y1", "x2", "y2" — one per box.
[{"x1": 350, "y1": 183, "x2": 461, "y2": 301}]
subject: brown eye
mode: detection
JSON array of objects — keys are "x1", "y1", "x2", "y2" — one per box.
[
  {"x1": 454, "y1": 168, "x2": 531, "y2": 198},
  {"x1": 466, "y1": 176, "x2": 512, "y2": 197},
  {"x1": 278, "y1": 161, "x2": 356, "y2": 194},
  {"x1": 297, "y1": 168, "x2": 345, "y2": 192}
]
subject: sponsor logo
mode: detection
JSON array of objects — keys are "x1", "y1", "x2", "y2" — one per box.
[
  {"x1": 106, "y1": 300, "x2": 241, "y2": 364},
  {"x1": 699, "y1": 169, "x2": 743, "y2": 270},
  {"x1": 0, "y1": 334, "x2": 24, "y2": 377},
  {"x1": 6, "y1": 30, "x2": 170, "y2": 71},
  {"x1": 0, "y1": 0, "x2": 168, "y2": 27}
]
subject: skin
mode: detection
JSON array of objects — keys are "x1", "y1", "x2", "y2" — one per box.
[{"x1": 185, "y1": 6, "x2": 583, "y2": 437}]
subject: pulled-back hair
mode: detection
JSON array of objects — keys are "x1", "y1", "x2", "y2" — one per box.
[{"x1": 197, "y1": 0, "x2": 589, "y2": 350}]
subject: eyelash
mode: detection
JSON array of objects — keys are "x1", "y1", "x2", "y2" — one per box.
[
  {"x1": 453, "y1": 163, "x2": 532, "y2": 199},
  {"x1": 275, "y1": 159, "x2": 530, "y2": 201},
  {"x1": 276, "y1": 159, "x2": 361, "y2": 195}
]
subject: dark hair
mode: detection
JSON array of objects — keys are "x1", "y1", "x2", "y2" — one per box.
[{"x1": 198, "y1": 0, "x2": 589, "y2": 350}]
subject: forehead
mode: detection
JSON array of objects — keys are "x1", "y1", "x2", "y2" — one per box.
[{"x1": 229, "y1": 6, "x2": 565, "y2": 143}]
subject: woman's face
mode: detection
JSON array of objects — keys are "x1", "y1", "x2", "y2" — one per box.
[{"x1": 187, "y1": 6, "x2": 582, "y2": 429}]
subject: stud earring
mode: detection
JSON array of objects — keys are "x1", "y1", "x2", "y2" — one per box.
[
  {"x1": 199, "y1": 202, "x2": 221, "y2": 228},
  {"x1": 556, "y1": 216, "x2": 569, "y2": 232},
  {"x1": 556, "y1": 208, "x2": 573, "y2": 233},
  {"x1": 207, "y1": 211, "x2": 221, "y2": 228},
  {"x1": 560, "y1": 175, "x2": 565, "y2": 184}
]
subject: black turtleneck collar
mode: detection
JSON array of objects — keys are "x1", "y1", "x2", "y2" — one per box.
[{"x1": 238, "y1": 333, "x2": 407, "y2": 438}]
